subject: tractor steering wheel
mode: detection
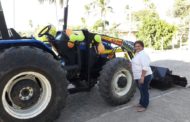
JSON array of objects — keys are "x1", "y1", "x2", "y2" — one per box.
[{"x1": 38, "y1": 25, "x2": 55, "y2": 40}]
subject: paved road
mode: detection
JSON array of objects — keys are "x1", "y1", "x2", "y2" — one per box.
[
  {"x1": 56, "y1": 50, "x2": 190, "y2": 122},
  {"x1": 56, "y1": 86, "x2": 190, "y2": 122}
]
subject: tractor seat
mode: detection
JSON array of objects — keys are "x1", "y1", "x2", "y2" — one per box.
[
  {"x1": 54, "y1": 32, "x2": 78, "y2": 65},
  {"x1": 8, "y1": 28, "x2": 22, "y2": 39}
]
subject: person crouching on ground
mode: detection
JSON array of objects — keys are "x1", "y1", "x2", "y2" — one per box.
[{"x1": 131, "y1": 40, "x2": 153, "y2": 112}]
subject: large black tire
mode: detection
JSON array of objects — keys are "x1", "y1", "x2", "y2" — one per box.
[
  {"x1": 98, "y1": 58, "x2": 136, "y2": 105},
  {"x1": 0, "y1": 46, "x2": 68, "y2": 122}
]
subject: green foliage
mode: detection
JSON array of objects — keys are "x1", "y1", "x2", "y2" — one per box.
[
  {"x1": 132, "y1": 0, "x2": 158, "y2": 22},
  {"x1": 173, "y1": 0, "x2": 190, "y2": 43},
  {"x1": 136, "y1": 18, "x2": 177, "y2": 50},
  {"x1": 80, "y1": 17, "x2": 87, "y2": 29},
  {"x1": 84, "y1": 0, "x2": 112, "y2": 33},
  {"x1": 173, "y1": 0, "x2": 190, "y2": 19},
  {"x1": 108, "y1": 23, "x2": 120, "y2": 38},
  {"x1": 133, "y1": 10, "x2": 159, "y2": 22},
  {"x1": 134, "y1": 2, "x2": 177, "y2": 50},
  {"x1": 92, "y1": 20, "x2": 109, "y2": 32}
]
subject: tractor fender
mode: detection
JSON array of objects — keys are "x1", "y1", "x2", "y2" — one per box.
[{"x1": 0, "y1": 39, "x2": 58, "y2": 59}]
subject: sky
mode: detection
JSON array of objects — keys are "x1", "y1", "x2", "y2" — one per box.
[{"x1": 1, "y1": 0, "x2": 174, "y2": 32}]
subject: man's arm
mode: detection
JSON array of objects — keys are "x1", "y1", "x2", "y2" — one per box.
[
  {"x1": 139, "y1": 70, "x2": 147, "y2": 84},
  {"x1": 139, "y1": 53, "x2": 150, "y2": 84}
]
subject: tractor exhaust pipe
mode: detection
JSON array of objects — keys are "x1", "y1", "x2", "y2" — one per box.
[
  {"x1": 63, "y1": 0, "x2": 69, "y2": 31},
  {"x1": 0, "y1": 1, "x2": 9, "y2": 39}
]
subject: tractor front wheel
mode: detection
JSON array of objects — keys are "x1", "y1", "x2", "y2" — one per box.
[{"x1": 98, "y1": 58, "x2": 136, "y2": 105}]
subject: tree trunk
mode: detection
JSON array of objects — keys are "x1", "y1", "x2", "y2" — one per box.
[
  {"x1": 180, "y1": 35, "x2": 182, "y2": 49},
  {"x1": 13, "y1": 0, "x2": 16, "y2": 28},
  {"x1": 101, "y1": 10, "x2": 105, "y2": 33},
  {"x1": 161, "y1": 37, "x2": 164, "y2": 50},
  {"x1": 188, "y1": 23, "x2": 190, "y2": 51}
]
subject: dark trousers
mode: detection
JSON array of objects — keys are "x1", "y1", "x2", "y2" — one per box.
[{"x1": 135, "y1": 74, "x2": 153, "y2": 108}]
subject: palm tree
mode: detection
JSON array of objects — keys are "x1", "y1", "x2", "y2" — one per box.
[
  {"x1": 38, "y1": 0, "x2": 65, "y2": 28},
  {"x1": 96, "y1": 0, "x2": 113, "y2": 32},
  {"x1": 143, "y1": 0, "x2": 156, "y2": 9},
  {"x1": 38, "y1": 0, "x2": 64, "y2": 5},
  {"x1": 13, "y1": 0, "x2": 15, "y2": 28},
  {"x1": 86, "y1": 0, "x2": 113, "y2": 33},
  {"x1": 84, "y1": 4, "x2": 91, "y2": 15}
]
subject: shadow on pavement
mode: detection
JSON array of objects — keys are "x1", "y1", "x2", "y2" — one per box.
[{"x1": 56, "y1": 86, "x2": 137, "y2": 122}]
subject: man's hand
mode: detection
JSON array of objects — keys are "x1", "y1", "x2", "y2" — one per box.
[
  {"x1": 139, "y1": 70, "x2": 147, "y2": 84},
  {"x1": 128, "y1": 63, "x2": 132, "y2": 68},
  {"x1": 139, "y1": 76, "x2": 144, "y2": 84}
]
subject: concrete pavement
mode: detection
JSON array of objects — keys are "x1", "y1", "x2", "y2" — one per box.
[
  {"x1": 56, "y1": 86, "x2": 190, "y2": 122},
  {"x1": 87, "y1": 88, "x2": 190, "y2": 122},
  {"x1": 56, "y1": 50, "x2": 190, "y2": 122}
]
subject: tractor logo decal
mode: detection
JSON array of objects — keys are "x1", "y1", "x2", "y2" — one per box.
[{"x1": 101, "y1": 36, "x2": 123, "y2": 46}]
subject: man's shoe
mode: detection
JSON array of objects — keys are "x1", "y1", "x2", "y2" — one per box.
[
  {"x1": 134, "y1": 104, "x2": 142, "y2": 108},
  {"x1": 136, "y1": 107, "x2": 146, "y2": 112}
]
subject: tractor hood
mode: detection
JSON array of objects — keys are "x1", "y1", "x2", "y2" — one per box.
[{"x1": 0, "y1": 39, "x2": 57, "y2": 58}]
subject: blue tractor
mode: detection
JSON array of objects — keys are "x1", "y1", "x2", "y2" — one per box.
[
  {"x1": 0, "y1": 1, "x2": 136, "y2": 122},
  {"x1": 1, "y1": 0, "x2": 187, "y2": 121}
]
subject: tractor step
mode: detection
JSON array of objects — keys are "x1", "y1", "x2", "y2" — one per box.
[
  {"x1": 68, "y1": 87, "x2": 91, "y2": 94},
  {"x1": 67, "y1": 83, "x2": 91, "y2": 94}
]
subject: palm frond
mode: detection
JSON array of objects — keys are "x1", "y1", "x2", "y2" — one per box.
[{"x1": 38, "y1": 0, "x2": 64, "y2": 5}]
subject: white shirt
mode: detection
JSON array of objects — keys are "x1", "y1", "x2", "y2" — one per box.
[{"x1": 131, "y1": 50, "x2": 152, "y2": 80}]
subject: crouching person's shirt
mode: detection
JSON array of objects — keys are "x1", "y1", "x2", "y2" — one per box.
[{"x1": 131, "y1": 50, "x2": 152, "y2": 80}]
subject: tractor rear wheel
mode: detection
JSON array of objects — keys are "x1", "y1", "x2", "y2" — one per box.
[
  {"x1": 98, "y1": 58, "x2": 136, "y2": 105},
  {"x1": 0, "y1": 46, "x2": 68, "y2": 122}
]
